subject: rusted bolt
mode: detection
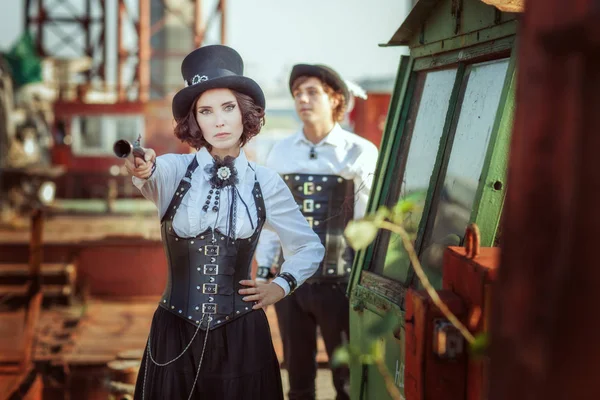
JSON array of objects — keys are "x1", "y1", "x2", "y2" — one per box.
[{"x1": 352, "y1": 301, "x2": 365, "y2": 312}]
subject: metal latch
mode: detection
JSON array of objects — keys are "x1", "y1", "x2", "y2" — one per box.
[{"x1": 432, "y1": 319, "x2": 464, "y2": 359}]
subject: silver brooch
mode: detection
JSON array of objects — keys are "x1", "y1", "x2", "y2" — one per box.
[
  {"x1": 217, "y1": 166, "x2": 232, "y2": 180},
  {"x1": 192, "y1": 74, "x2": 209, "y2": 85}
]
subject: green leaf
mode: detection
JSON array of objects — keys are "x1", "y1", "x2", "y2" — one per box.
[
  {"x1": 331, "y1": 346, "x2": 351, "y2": 367},
  {"x1": 374, "y1": 206, "x2": 391, "y2": 224},
  {"x1": 360, "y1": 354, "x2": 375, "y2": 365},
  {"x1": 469, "y1": 333, "x2": 489, "y2": 358},
  {"x1": 397, "y1": 199, "x2": 416, "y2": 214},
  {"x1": 357, "y1": 341, "x2": 384, "y2": 365},
  {"x1": 345, "y1": 220, "x2": 379, "y2": 250},
  {"x1": 366, "y1": 312, "x2": 398, "y2": 340},
  {"x1": 369, "y1": 340, "x2": 384, "y2": 362},
  {"x1": 390, "y1": 199, "x2": 416, "y2": 224}
]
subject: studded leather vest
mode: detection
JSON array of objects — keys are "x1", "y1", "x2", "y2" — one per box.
[
  {"x1": 281, "y1": 173, "x2": 355, "y2": 282},
  {"x1": 157, "y1": 157, "x2": 266, "y2": 330}
]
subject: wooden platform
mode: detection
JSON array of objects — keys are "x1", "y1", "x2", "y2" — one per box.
[
  {"x1": 0, "y1": 309, "x2": 27, "y2": 365},
  {"x1": 55, "y1": 298, "x2": 329, "y2": 366},
  {"x1": 0, "y1": 367, "x2": 43, "y2": 400},
  {"x1": 62, "y1": 299, "x2": 155, "y2": 365},
  {"x1": 0, "y1": 214, "x2": 162, "y2": 245},
  {"x1": 0, "y1": 297, "x2": 332, "y2": 398},
  {"x1": 0, "y1": 211, "x2": 333, "y2": 398},
  {"x1": 0, "y1": 298, "x2": 328, "y2": 365}
]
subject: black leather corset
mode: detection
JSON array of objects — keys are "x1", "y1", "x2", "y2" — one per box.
[
  {"x1": 157, "y1": 157, "x2": 266, "y2": 330},
  {"x1": 282, "y1": 173, "x2": 355, "y2": 282}
]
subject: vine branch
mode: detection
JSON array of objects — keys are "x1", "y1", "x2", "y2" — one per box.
[{"x1": 378, "y1": 220, "x2": 475, "y2": 344}]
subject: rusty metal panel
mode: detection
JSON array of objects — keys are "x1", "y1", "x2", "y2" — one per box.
[
  {"x1": 489, "y1": 0, "x2": 600, "y2": 398},
  {"x1": 443, "y1": 237, "x2": 499, "y2": 400},
  {"x1": 405, "y1": 289, "x2": 467, "y2": 400}
]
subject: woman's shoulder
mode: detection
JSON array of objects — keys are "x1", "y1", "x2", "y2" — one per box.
[
  {"x1": 157, "y1": 152, "x2": 195, "y2": 163},
  {"x1": 156, "y1": 152, "x2": 196, "y2": 170},
  {"x1": 152, "y1": 153, "x2": 197, "y2": 181}
]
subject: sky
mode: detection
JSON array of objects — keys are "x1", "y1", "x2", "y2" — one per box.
[
  {"x1": 226, "y1": 0, "x2": 411, "y2": 87},
  {"x1": 0, "y1": 0, "x2": 412, "y2": 90}
]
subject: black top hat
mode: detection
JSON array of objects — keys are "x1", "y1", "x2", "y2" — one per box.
[
  {"x1": 172, "y1": 45, "x2": 265, "y2": 120},
  {"x1": 288, "y1": 64, "x2": 349, "y2": 103}
]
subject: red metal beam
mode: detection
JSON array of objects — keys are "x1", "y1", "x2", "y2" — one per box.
[
  {"x1": 138, "y1": 0, "x2": 150, "y2": 102},
  {"x1": 101, "y1": 0, "x2": 107, "y2": 83},
  {"x1": 37, "y1": 0, "x2": 45, "y2": 56},
  {"x1": 25, "y1": 0, "x2": 32, "y2": 34},
  {"x1": 85, "y1": 0, "x2": 92, "y2": 82},
  {"x1": 220, "y1": 0, "x2": 226, "y2": 44},
  {"x1": 26, "y1": 17, "x2": 104, "y2": 23},
  {"x1": 53, "y1": 101, "x2": 145, "y2": 117},
  {"x1": 489, "y1": 0, "x2": 600, "y2": 398},
  {"x1": 150, "y1": 14, "x2": 168, "y2": 37},
  {"x1": 195, "y1": 0, "x2": 203, "y2": 47},
  {"x1": 150, "y1": 50, "x2": 192, "y2": 57},
  {"x1": 117, "y1": 0, "x2": 126, "y2": 101}
]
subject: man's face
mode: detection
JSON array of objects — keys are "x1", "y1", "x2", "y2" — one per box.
[{"x1": 292, "y1": 77, "x2": 338, "y2": 125}]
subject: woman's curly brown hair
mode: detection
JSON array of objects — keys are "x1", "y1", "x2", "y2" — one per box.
[{"x1": 173, "y1": 90, "x2": 265, "y2": 151}]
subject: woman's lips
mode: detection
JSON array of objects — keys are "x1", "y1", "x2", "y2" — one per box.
[{"x1": 214, "y1": 132, "x2": 230, "y2": 138}]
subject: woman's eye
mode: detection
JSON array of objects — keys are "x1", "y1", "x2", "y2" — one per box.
[
  {"x1": 225, "y1": 104, "x2": 235, "y2": 111},
  {"x1": 199, "y1": 109, "x2": 211, "y2": 115}
]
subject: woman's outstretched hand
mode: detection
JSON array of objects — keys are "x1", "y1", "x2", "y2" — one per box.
[
  {"x1": 239, "y1": 280, "x2": 285, "y2": 310},
  {"x1": 124, "y1": 148, "x2": 156, "y2": 179}
]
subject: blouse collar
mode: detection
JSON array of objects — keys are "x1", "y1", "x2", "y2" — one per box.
[{"x1": 195, "y1": 147, "x2": 249, "y2": 185}]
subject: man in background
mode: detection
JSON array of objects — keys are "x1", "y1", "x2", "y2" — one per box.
[{"x1": 256, "y1": 63, "x2": 378, "y2": 400}]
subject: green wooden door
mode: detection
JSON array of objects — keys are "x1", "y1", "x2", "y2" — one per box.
[{"x1": 348, "y1": 42, "x2": 516, "y2": 399}]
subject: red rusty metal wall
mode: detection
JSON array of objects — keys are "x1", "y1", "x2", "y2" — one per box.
[
  {"x1": 52, "y1": 100, "x2": 189, "y2": 175},
  {"x1": 489, "y1": 0, "x2": 600, "y2": 398},
  {"x1": 51, "y1": 99, "x2": 189, "y2": 198},
  {"x1": 404, "y1": 289, "x2": 467, "y2": 400},
  {"x1": 348, "y1": 93, "x2": 390, "y2": 148},
  {"x1": 0, "y1": 241, "x2": 167, "y2": 297},
  {"x1": 76, "y1": 239, "x2": 166, "y2": 297},
  {"x1": 443, "y1": 246, "x2": 499, "y2": 400}
]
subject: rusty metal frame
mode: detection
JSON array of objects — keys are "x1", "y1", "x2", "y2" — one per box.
[
  {"x1": 24, "y1": 0, "x2": 226, "y2": 103},
  {"x1": 25, "y1": 0, "x2": 107, "y2": 84},
  {"x1": 149, "y1": 0, "x2": 226, "y2": 98}
]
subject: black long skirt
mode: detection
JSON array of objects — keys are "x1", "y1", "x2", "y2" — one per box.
[{"x1": 134, "y1": 306, "x2": 283, "y2": 400}]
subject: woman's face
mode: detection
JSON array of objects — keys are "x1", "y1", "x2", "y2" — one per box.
[{"x1": 195, "y1": 88, "x2": 243, "y2": 153}]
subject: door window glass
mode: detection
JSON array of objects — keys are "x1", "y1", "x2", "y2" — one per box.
[
  {"x1": 370, "y1": 67, "x2": 458, "y2": 283},
  {"x1": 419, "y1": 58, "x2": 510, "y2": 288}
]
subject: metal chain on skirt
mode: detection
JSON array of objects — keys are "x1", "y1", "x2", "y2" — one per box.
[{"x1": 142, "y1": 313, "x2": 212, "y2": 400}]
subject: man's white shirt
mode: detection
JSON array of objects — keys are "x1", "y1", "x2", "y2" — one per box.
[{"x1": 255, "y1": 123, "x2": 379, "y2": 270}]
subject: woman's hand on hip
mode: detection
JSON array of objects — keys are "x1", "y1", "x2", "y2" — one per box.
[
  {"x1": 124, "y1": 148, "x2": 156, "y2": 179},
  {"x1": 239, "y1": 280, "x2": 285, "y2": 310}
]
